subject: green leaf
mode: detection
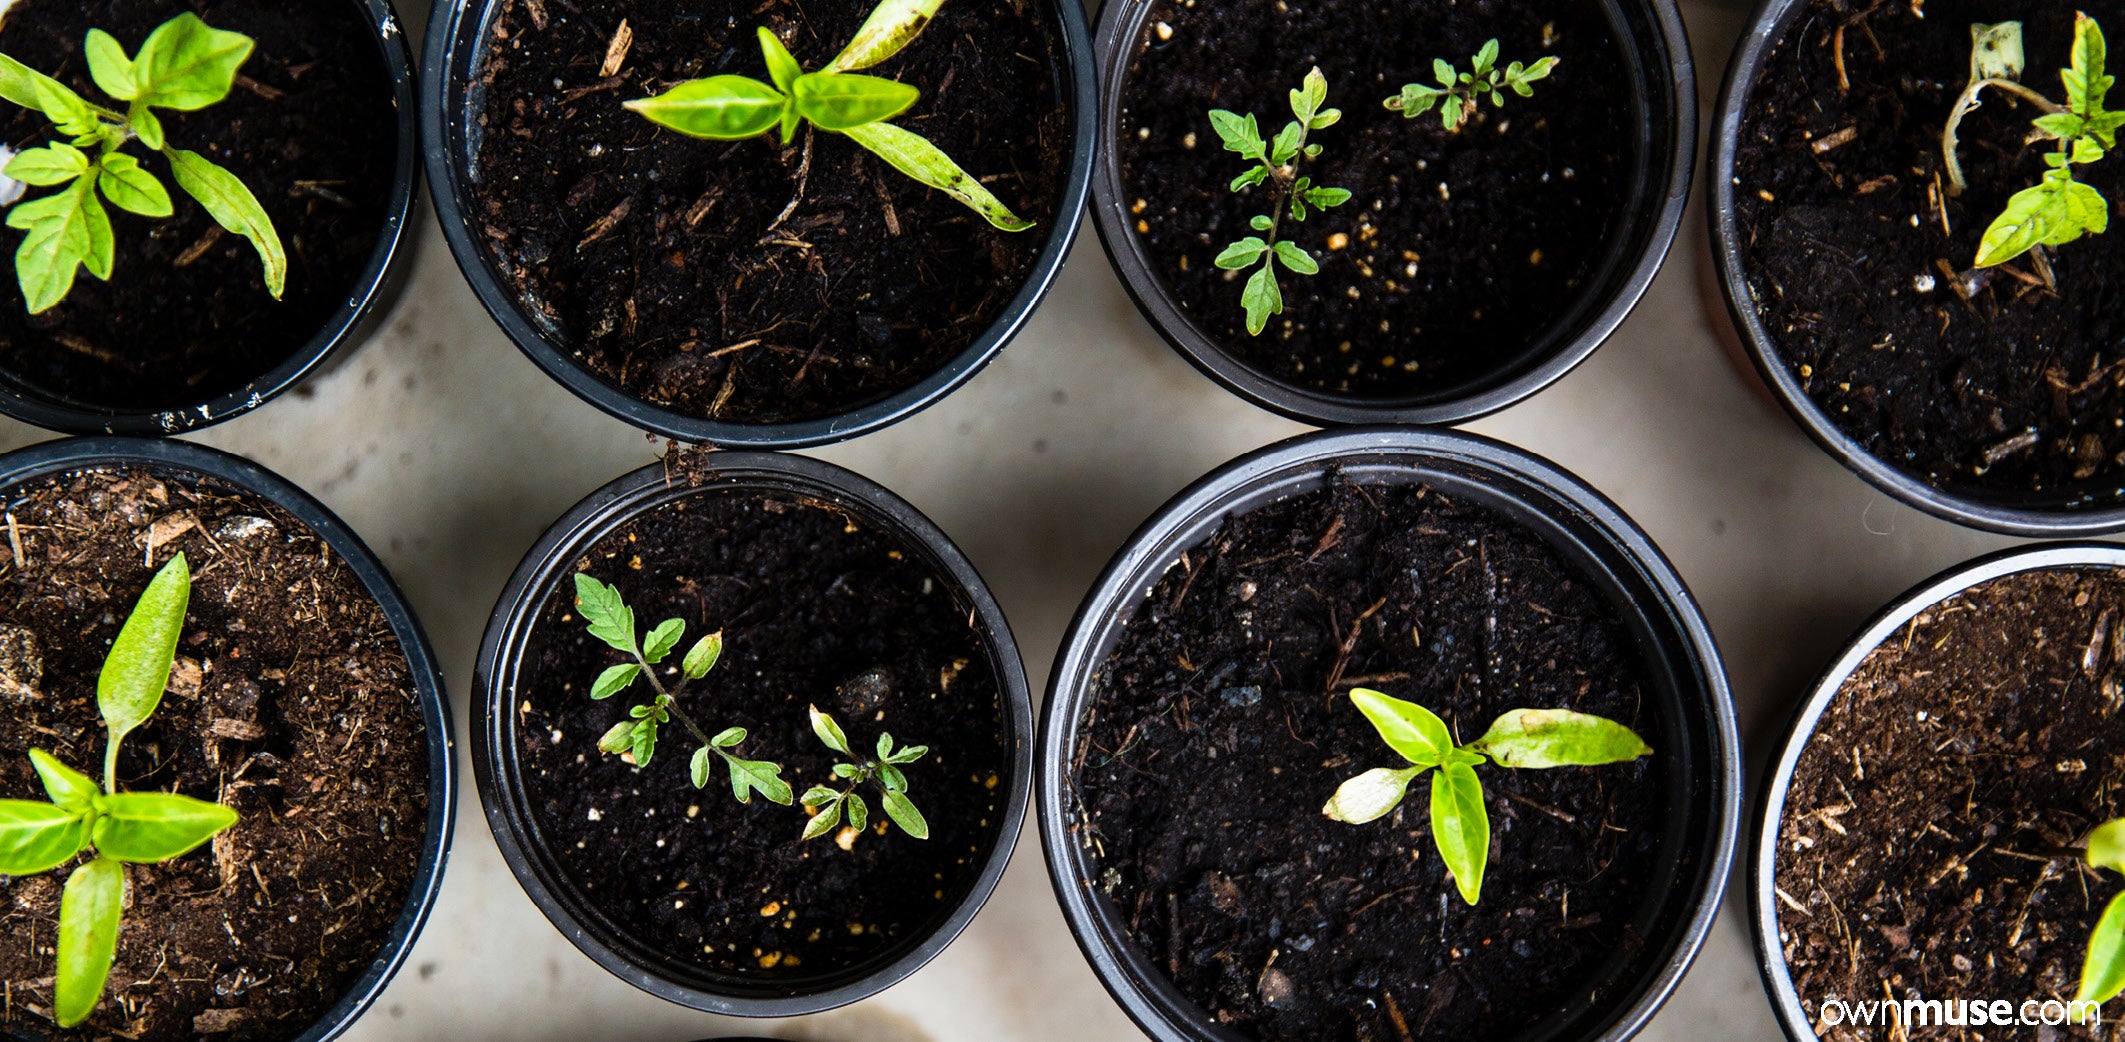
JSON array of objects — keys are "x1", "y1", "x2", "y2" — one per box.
[
  {"x1": 800, "y1": 785, "x2": 840, "y2": 807},
  {"x1": 809, "y1": 705, "x2": 852, "y2": 755},
  {"x1": 690, "y1": 746, "x2": 712, "y2": 789},
  {"x1": 2090, "y1": 819, "x2": 2125, "y2": 874},
  {"x1": 1269, "y1": 120, "x2": 1302, "y2": 165},
  {"x1": 128, "y1": 103, "x2": 165, "y2": 151},
  {"x1": 31, "y1": 76, "x2": 101, "y2": 138},
  {"x1": 54, "y1": 856, "x2": 123, "y2": 1028},
  {"x1": 0, "y1": 53, "x2": 73, "y2": 114},
  {"x1": 1434, "y1": 58, "x2": 1457, "y2": 88},
  {"x1": 625, "y1": 75, "x2": 787, "y2": 140},
  {"x1": 11, "y1": 193, "x2": 89, "y2": 314},
  {"x1": 681, "y1": 632, "x2": 723, "y2": 680},
  {"x1": 2080, "y1": 891, "x2": 2125, "y2": 1008},
  {"x1": 1976, "y1": 182, "x2": 2054, "y2": 266},
  {"x1": 96, "y1": 152, "x2": 173, "y2": 218},
  {"x1": 792, "y1": 71, "x2": 919, "y2": 132},
  {"x1": 1392, "y1": 83, "x2": 1442, "y2": 117},
  {"x1": 1291, "y1": 66, "x2": 1328, "y2": 124},
  {"x1": 1474, "y1": 39, "x2": 1500, "y2": 76},
  {"x1": 78, "y1": 185, "x2": 112, "y2": 282},
  {"x1": 1305, "y1": 186, "x2": 1352, "y2": 210},
  {"x1": 885, "y1": 743, "x2": 927, "y2": 765},
  {"x1": 878, "y1": 762, "x2": 907, "y2": 792},
  {"x1": 846, "y1": 791, "x2": 869, "y2": 831},
  {"x1": 1241, "y1": 260, "x2": 1281, "y2": 336},
  {"x1": 2036, "y1": 112, "x2": 2090, "y2": 141},
  {"x1": 1430, "y1": 762, "x2": 1489, "y2": 904},
  {"x1": 30, "y1": 750, "x2": 98, "y2": 813},
  {"x1": 1273, "y1": 240, "x2": 1319, "y2": 275},
  {"x1": 589, "y1": 663, "x2": 640, "y2": 700},
  {"x1": 2069, "y1": 13, "x2": 2109, "y2": 118},
  {"x1": 0, "y1": 800, "x2": 89, "y2": 875},
  {"x1": 825, "y1": 0, "x2": 946, "y2": 73},
  {"x1": 1229, "y1": 165, "x2": 1268, "y2": 192},
  {"x1": 163, "y1": 148, "x2": 284, "y2": 298},
  {"x1": 801, "y1": 795, "x2": 842, "y2": 840},
  {"x1": 1442, "y1": 95, "x2": 1466, "y2": 129},
  {"x1": 726, "y1": 756, "x2": 792, "y2": 805},
  {"x1": 631, "y1": 721, "x2": 658, "y2": 767},
  {"x1": 130, "y1": 13, "x2": 253, "y2": 112},
  {"x1": 1249, "y1": 214, "x2": 1273, "y2": 232},
  {"x1": 641, "y1": 619, "x2": 684, "y2": 664},
  {"x1": 1215, "y1": 237, "x2": 1269, "y2": 270},
  {"x1": 1348, "y1": 688, "x2": 1453, "y2": 767},
  {"x1": 881, "y1": 789, "x2": 928, "y2": 839},
  {"x1": 712, "y1": 727, "x2": 746, "y2": 748},
  {"x1": 876, "y1": 733, "x2": 896, "y2": 759},
  {"x1": 1469, "y1": 708, "x2": 1653, "y2": 768},
  {"x1": 596, "y1": 720, "x2": 634, "y2": 755},
  {"x1": 83, "y1": 30, "x2": 139, "y2": 102},
  {"x1": 1208, "y1": 109, "x2": 1266, "y2": 160},
  {"x1": 572, "y1": 574, "x2": 636, "y2": 654},
  {"x1": 832, "y1": 762, "x2": 863, "y2": 780},
  {"x1": 90, "y1": 792, "x2": 236, "y2": 863},
  {"x1": 99, "y1": 554, "x2": 190, "y2": 790},
  {"x1": 1322, "y1": 765, "x2": 1423, "y2": 824},
  {"x1": 758, "y1": 27, "x2": 802, "y2": 95},
  {"x1": 842, "y1": 119, "x2": 1034, "y2": 232},
  {"x1": 5, "y1": 144, "x2": 89, "y2": 187}
]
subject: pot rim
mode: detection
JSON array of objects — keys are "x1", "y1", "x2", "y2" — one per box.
[
  {"x1": 1707, "y1": 0, "x2": 2125, "y2": 536},
  {"x1": 0, "y1": 435, "x2": 458, "y2": 1042},
  {"x1": 1037, "y1": 425, "x2": 1741, "y2": 1042},
  {"x1": 1085, "y1": 0, "x2": 1696, "y2": 427},
  {"x1": 470, "y1": 451, "x2": 1034, "y2": 1016},
  {"x1": 0, "y1": 0, "x2": 421, "y2": 438},
  {"x1": 1746, "y1": 541, "x2": 2125, "y2": 1041},
  {"x1": 419, "y1": 0, "x2": 1096, "y2": 450}
]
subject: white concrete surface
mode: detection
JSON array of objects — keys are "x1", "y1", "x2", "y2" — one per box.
[{"x1": 0, "y1": 0, "x2": 2040, "y2": 1038}]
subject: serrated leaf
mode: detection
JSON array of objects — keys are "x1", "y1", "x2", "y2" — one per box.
[
  {"x1": 1468, "y1": 708, "x2": 1652, "y2": 768},
  {"x1": 1214, "y1": 237, "x2": 1269, "y2": 269},
  {"x1": 132, "y1": 13, "x2": 253, "y2": 111},
  {"x1": 641, "y1": 618, "x2": 684, "y2": 664},
  {"x1": 1241, "y1": 261, "x2": 1280, "y2": 336},
  {"x1": 2037, "y1": 112, "x2": 2090, "y2": 141},
  {"x1": 681, "y1": 632, "x2": 722, "y2": 680},
  {"x1": 5, "y1": 144, "x2": 89, "y2": 187},
  {"x1": 90, "y1": 792, "x2": 237, "y2": 863},
  {"x1": 1273, "y1": 239, "x2": 1319, "y2": 275},
  {"x1": 825, "y1": 0, "x2": 945, "y2": 73},
  {"x1": 572, "y1": 574, "x2": 636, "y2": 654},
  {"x1": 0, "y1": 800, "x2": 89, "y2": 875},
  {"x1": 1349, "y1": 688, "x2": 1452, "y2": 768},
  {"x1": 1434, "y1": 58, "x2": 1457, "y2": 88},
  {"x1": 164, "y1": 147, "x2": 284, "y2": 298},
  {"x1": 99, "y1": 555, "x2": 190, "y2": 787},
  {"x1": 1323, "y1": 765, "x2": 1422, "y2": 824},
  {"x1": 881, "y1": 789, "x2": 927, "y2": 839},
  {"x1": 626, "y1": 75, "x2": 787, "y2": 140},
  {"x1": 801, "y1": 796, "x2": 842, "y2": 840},
  {"x1": 727, "y1": 756, "x2": 791, "y2": 805},
  {"x1": 846, "y1": 791, "x2": 869, "y2": 831},
  {"x1": 30, "y1": 751, "x2": 98, "y2": 813},
  {"x1": 1431, "y1": 762, "x2": 1489, "y2": 904},
  {"x1": 96, "y1": 152, "x2": 173, "y2": 218},
  {"x1": 83, "y1": 30, "x2": 138, "y2": 102},
  {"x1": 1209, "y1": 109, "x2": 1265, "y2": 160},
  {"x1": 54, "y1": 856, "x2": 123, "y2": 1028},
  {"x1": 809, "y1": 705, "x2": 852, "y2": 756},
  {"x1": 843, "y1": 120, "x2": 1034, "y2": 232},
  {"x1": 589, "y1": 663, "x2": 640, "y2": 700}
]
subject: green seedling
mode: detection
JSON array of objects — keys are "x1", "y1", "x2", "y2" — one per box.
[
  {"x1": 1385, "y1": 38, "x2": 1558, "y2": 131},
  {"x1": 1322, "y1": 687, "x2": 1650, "y2": 904},
  {"x1": 1210, "y1": 67, "x2": 1352, "y2": 336},
  {"x1": 624, "y1": 0, "x2": 1032, "y2": 232},
  {"x1": 1943, "y1": 14, "x2": 2121, "y2": 268},
  {"x1": 0, "y1": 13, "x2": 285, "y2": 313},
  {"x1": 0, "y1": 554, "x2": 239, "y2": 1028},
  {"x1": 798, "y1": 705, "x2": 930, "y2": 842},
  {"x1": 2075, "y1": 817, "x2": 2125, "y2": 1018},
  {"x1": 572, "y1": 574, "x2": 791, "y2": 806}
]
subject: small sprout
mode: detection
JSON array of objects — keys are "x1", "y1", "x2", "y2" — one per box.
[
  {"x1": 2075, "y1": 818, "x2": 2125, "y2": 1018},
  {"x1": 0, "y1": 14, "x2": 285, "y2": 313},
  {"x1": 624, "y1": 0, "x2": 1032, "y2": 232},
  {"x1": 798, "y1": 706, "x2": 929, "y2": 843},
  {"x1": 0, "y1": 554, "x2": 240, "y2": 1028},
  {"x1": 572, "y1": 574, "x2": 791, "y2": 806},
  {"x1": 1210, "y1": 67, "x2": 1352, "y2": 336},
  {"x1": 1943, "y1": 14, "x2": 2121, "y2": 267},
  {"x1": 1385, "y1": 39, "x2": 1559, "y2": 131},
  {"x1": 1322, "y1": 687, "x2": 1649, "y2": 904}
]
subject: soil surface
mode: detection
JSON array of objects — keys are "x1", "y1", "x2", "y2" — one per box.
[
  {"x1": 1776, "y1": 567, "x2": 2125, "y2": 1040},
  {"x1": 467, "y1": 0, "x2": 1070, "y2": 426},
  {"x1": 1073, "y1": 480, "x2": 1668, "y2": 1042},
  {"x1": 1119, "y1": 0, "x2": 1634, "y2": 401},
  {"x1": 1733, "y1": 0, "x2": 2125, "y2": 506},
  {"x1": 514, "y1": 484, "x2": 1008, "y2": 980},
  {"x1": 0, "y1": 467, "x2": 429, "y2": 1041},
  {"x1": 0, "y1": 0, "x2": 397, "y2": 413}
]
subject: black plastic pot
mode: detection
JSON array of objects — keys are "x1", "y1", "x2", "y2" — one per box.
[
  {"x1": 1708, "y1": 0, "x2": 2125, "y2": 537},
  {"x1": 1747, "y1": 542, "x2": 2125, "y2": 1040},
  {"x1": 472, "y1": 452, "x2": 1032, "y2": 1015},
  {"x1": 420, "y1": 0, "x2": 1096, "y2": 450},
  {"x1": 1089, "y1": 0, "x2": 1695, "y2": 428},
  {"x1": 0, "y1": 0, "x2": 421, "y2": 438},
  {"x1": 1038, "y1": 426, "x2": 1740, "y2": 1042},
  {"x1": 0, "y1": 435, "x2": 456, "y2": 1042}
]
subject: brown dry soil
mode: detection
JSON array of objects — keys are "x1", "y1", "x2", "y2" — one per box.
[
  {"x1": 1119, "y1": 0, "x2": 1633, "y2": 401},
  {"x1": 0, "y1": 0, "x2": 396, "y2": 413},
  {"x1": 1734, "y1": 0, "x2": 2125, "y2": 506},
  {"x1": 1074, "y1": 480, "x2": 1668, "y2": 1042},
  {"x1": 1777, "y1": 567, "x2": 2125, "y2": 1040},
  {"x1": 467, "y1": 0, "x2": 1070, "y2": 426},
  {"x1": 0, "y1": 467, "x2": 428, "y2": 1042},
  {"x1": 515, "y1": 486, "x2": 1009, "y2": 980}
]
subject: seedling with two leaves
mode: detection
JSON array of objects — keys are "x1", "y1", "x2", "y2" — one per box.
[
  {"x1": 1211, "y1": 68, "x2": 1353, "y2": 336},
  {"x1": 1385, "y1": 39, "x2": 1559, "y2": 131},
  {"x1": 0, "y1": 555, "x2": 239, "y2": 1028},
  {"x1": 1322, "y1": 687, "x2": 1650, "y2": 904},
  {"x1": 625, "y1": 0, "x2": 1032, "y2": 232},
  {"x1": 0, "y1": 14, "x2": 284, "y2": 313},
  {"x1": 799, "y1": 706, "x2": 930, "y2": 842},
  {"x1": 573, "y1": 574, "x2": 792, "y2": 806}
]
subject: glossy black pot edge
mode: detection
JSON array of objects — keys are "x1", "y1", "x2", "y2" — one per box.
[
  {"x1": 1746, "y1": 542, "x2": 2125, "y2": 1041},
  {"x1": 471, "y1": 452, "x2": 1034, "y2": 1016},
  {"x1": 0, "y1": 435, "x2": 457, "y2": 1042},
  {"x1": 1037, "y1": 426, "x2": 1742, "y2": 1042},
  {"x1": 420, "y1": 0, "x2": 1096, "y2": 450},
  {"x1": 0, "y1": 1, "x2": 422, "y2": 438},
  {"x1": 1708, "y1": 0, "x2": 2125, "y2": 536},
  {"x1": 1087, "y1": 0, "x2": 1696, "y2": 428}
]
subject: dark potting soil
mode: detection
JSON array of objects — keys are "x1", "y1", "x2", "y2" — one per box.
[
  {"x1": 514, "y1": 486, "x2": 1008, "y2": 980},
  {"x1": 1734, "y1": 0, "x2": 2125, "y2": 504},
  {"x1": 1776, "y1": 567, "x2": 2125, "y2": 1040},
  {"x1": 0, "y1": 468, "x2": 429, "y2": 1042},
  {"x1": 467, "y1": 0, "x2": 1070, "y2": 426},
  {"x1": 1119, "y1": 0, "x2": 1634, "y2": 400},
  {"x1": 0, "y1": 0, "x2": 397, "y2": 413},
  {"x1": 1073, "y1": 480, "x2": 1667, "y2": 1042}
]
